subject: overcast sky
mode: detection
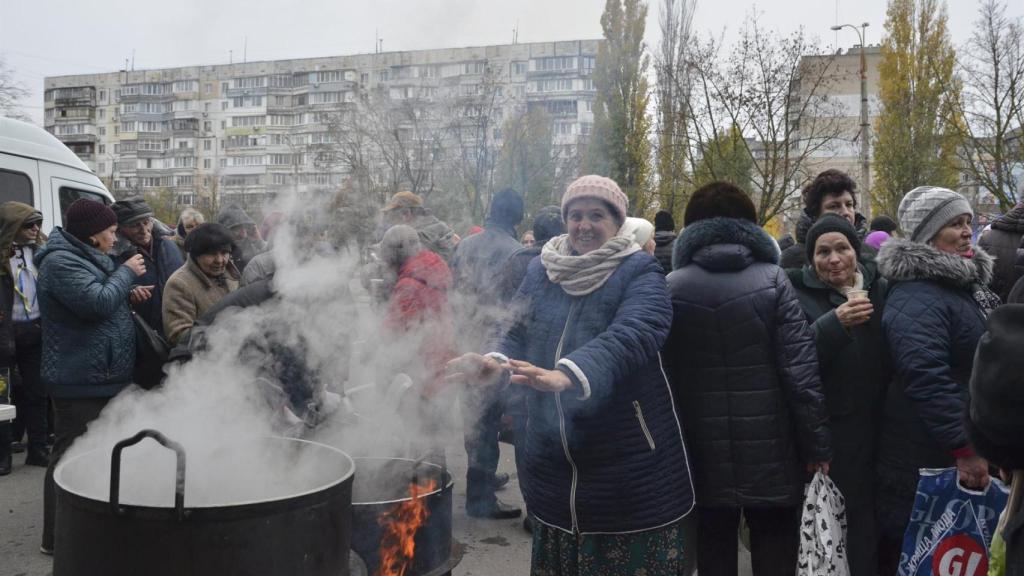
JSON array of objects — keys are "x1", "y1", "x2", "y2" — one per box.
[{"x1": 2, "y1": 0, "x2": 1018, "y2": 125}]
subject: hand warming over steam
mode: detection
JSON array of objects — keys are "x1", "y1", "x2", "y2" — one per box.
[
  {"x1": 508, "y1": 360, "x2": 573, "y2": 393},
  {"x1": 445, "y1": 353, "x2": 506, "y2": 386}
]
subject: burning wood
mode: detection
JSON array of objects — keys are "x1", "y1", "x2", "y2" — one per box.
[{"x1": 376, "y1": 478, "x2": 438, "y2": 576}]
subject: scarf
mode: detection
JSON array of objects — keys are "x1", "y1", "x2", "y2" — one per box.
[{"x1": 541, "y1": 234, "x2": 639, "y2": 296}]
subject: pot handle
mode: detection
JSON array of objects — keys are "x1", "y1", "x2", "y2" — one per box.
[{"x1": 109, "y1": 429, "x2": 187, "y2": 520}]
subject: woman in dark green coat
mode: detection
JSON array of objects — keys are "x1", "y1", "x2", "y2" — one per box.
[{"x1": 787, "y1": 214, "x2": 890, "y2": 576}]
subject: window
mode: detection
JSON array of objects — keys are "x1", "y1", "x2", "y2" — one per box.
[
  {"x1": 98, "y1": 162, "x2": 106, "y2": 173},
  {"x1": 99, "y1": 90, "x2": 107, "y2": 102},
  {"x1": 205, "y1": 83, "x2": 213, "y2": 94},
  {"x1": 204, "y1": 121, "x2": 212, "y2": 132},
  {"x1": 0, "y1": 170, "x2": 33, "y2": 205},
  {"x1": 231, "y1": 115, "x2": 265, "y2": 127},
  {"x1": 464, "y1": 61, "x2": 486, "y2": 74},
  {"x1": 311, "y1": 92, "x2": 343, "y2": 104},
  {"x1": 59, "y1": 186, "x2": 108, "y2": 217},
  {"x1": 220, "y1": 158, "x2": 228, "y2": 168},
  {"x1": 554, "y1": 122, "x2": 574, "y2": 136},
  {"x1": 98, "y1": 127, "x2": 106, "y2": 136},
  {"x1": 121, "y1": 121, "x2": 136, "y2": 132},
  {"x1": 512, "y1": 62, "x2": 527, "y2": 75},
  {"x1": 175, "y1": 175, "x2": 194, "y2": 186},
  {"x1": 98, "y1": 109, "x2": 105, "y2": 119},
  {"x1": 221, "y1": 82, "x2": 229, "y2": 93},
  {"x1": 98, "y1": 145, "x2": 106, "y2": 154},
  {"x1": 535, "y1": 57, "x2": 576, "y2": 71},
  {"x1": 203, "y1": 159, "x2": 211, "y2": 169},
  {"x1": 204, "y1": 139, "x2": 211, "y2": 151},
  {"x1": 377, "y1": 70, "x2": 389, "y2": 82},
  {"x1": 581, "y1": 57, "x2": 596, "y2": 71},
  {"x1": 173, "y1": 80, "x2": 198, "y2": 93},
  {"x1": 315, "y1": 70, "x2": 344, "y2": 83},
  {"x1": 234, "y1": 76, "x2": 266, "y2": 89},
  {"x1": 222, "y1": 101, "x2": 229, "y2": 111},
  {"x1": 174, "y1": 156, "x2": 196, "y2": 168},
  {"x1": 221, "y1": 121, "x2": 226, "y2": 129}
]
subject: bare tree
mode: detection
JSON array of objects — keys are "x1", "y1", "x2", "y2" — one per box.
[
  {"x1": 683, "y1": 18, "x2": 846, "y2": 224},
  {"x1": 653, "y1": 0, "x2": 697, "y2": 221},
  {"x1": 946, "y1": 0, "x2": 1024, "y2": 210},
  {"x1": 0, "y1": 57, "x2": 31, "y2": 122}
]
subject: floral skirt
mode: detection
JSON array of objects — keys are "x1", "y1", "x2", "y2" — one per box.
[{"x1": 530, "y1": 519, "x2": 686, "y2": 576}]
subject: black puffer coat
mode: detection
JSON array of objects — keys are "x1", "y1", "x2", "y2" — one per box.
[
  {"x1": 665, "y1": 217, "x2": 831, "y2": 507},
  {"x1": 979, "y1": 202, "x2": 1024, "y2": 302},
  {"x1": 875, "y1": 239, "x2": 993, "y2": 539}
]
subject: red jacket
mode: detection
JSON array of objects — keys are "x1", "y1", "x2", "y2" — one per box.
[{"x1": 386, "y1": 250, "x2": 456, "y2": 396}]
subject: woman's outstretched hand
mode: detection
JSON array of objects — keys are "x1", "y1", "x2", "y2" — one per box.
[
  {"x1": 508, "y1": 359, "x2": 573, "y2": 393},
  {"x1": 445, "y1": 353, "x2": 505, "y2": 386}
]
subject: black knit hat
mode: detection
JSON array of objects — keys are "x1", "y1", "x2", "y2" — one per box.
[
  {"x1": 654, "y1": 210, "x2": 675, "y2": 232},
  {"x1": 805, "y1": 213, "x2": 861, "y2": 265},
  {"x1": 684, "y1": 182, "x2": 757, "y2": 226},
  {"x1": 64, "y1": 199, "x2": 118, "y2": 243},
  {"x1": 489, "y1": 188, "x2": 524, "y2": 226},
  {"x1": 532, "y1": 205, "x2": 564, "y2": 245},
  {"x1": 111, "y1": 196, "x2": 154, "y2": 226},
  {"x1": 186, "y1": 223, "x2": 237, "y2": 260},
  {"x1": 869, "y1": 215, "x2": 899, "y2": 234},
  {"x1": 968, "y1": 304, "x2": 1024, "y2": 470}
]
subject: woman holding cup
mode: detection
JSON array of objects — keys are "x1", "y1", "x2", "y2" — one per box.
[{"x1": 787, "y1": 213, "x2": 890, "y2": 576}]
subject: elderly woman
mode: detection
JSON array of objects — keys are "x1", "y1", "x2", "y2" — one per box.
[
  {"x1": 449, "y1": 175, "x2": 694, "y2": 575},
  {"x1": 35, "y1": 199, "x2": 148, "y2": 553},
  {"x1": 664, "y1": 182, "x2": 831, "y2": 576},
  {"x1": 162, "y1": 223, "x2": 239, "y2": 347},
  {"x1": 875, "y1": 186, "x2": 1000, "y2": 572},
  {"x1": 173, "y1": 206, "x2": 205, "y2": 258},
  {"x1": 787, "y1": 214, "x2": 889, "y2": 576}
]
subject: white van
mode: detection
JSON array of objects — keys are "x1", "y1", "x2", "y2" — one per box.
[{"x1": 0, "y1": 117, "x2": 114, "y2": 231}]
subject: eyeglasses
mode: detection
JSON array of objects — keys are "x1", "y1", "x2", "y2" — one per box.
[{"x1": 21, "y1": 221, "x2": 41, "y2": 230}]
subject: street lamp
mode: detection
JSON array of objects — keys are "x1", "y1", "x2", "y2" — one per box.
[{"x1": 830, "y1": 22, "x2": 871, "y2": 218}]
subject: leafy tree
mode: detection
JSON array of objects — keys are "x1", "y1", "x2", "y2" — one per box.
[
  {"x1": 494, "y1": 107, "x2": 557, "y2": 217},
  {"x1": 588, "y1": 0, "x2": 653, "y2": 216},
  {"x1": 693, "y1": 123, "x2": 754, "y2": 191},
  {"x1": 654, "y1": 0, "x2": 697, "y2": 224},
  {"x1": 873, "y1": 0, "x2": 960, "y2": 217}
]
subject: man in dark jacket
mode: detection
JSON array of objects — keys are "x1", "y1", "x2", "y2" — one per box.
[
  {"x1": 380, "y1": 191, "x2": 457, "y2": 261},
  {"x1": 652, "y1": 210, "x2": 677, "y2": 273},
  {"x1": 497, "y1": 206, "x2": 564, "y2": 302},
  {"x1": 0, "y1": 203, "x2": 49, "y2": 473},
  {"x1": 112, "y1": 197, "x2": 184, "y2": 337},
  {"x1": 967, "y1": 304, "x2": 1024, "y2": 576},
  {"x1": 216, "y1": 203, "x2": 267, "y2": 272},
  {"x1": 451, "y1": 188, "x2": 524, "y2": 519},
  {"x1": 664, "y1": 182, "x2": 831, "y2": 575},
  {"x1": 780, "y1": 169, "x2": 874, "y2": 269},
  {"x1": 980, "y1": 201, "x2": 1024, "y2": 302}
]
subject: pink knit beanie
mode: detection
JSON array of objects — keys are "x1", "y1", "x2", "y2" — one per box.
[{"x1": 561, "y1": 175, "x2": 629, "y2": 224}]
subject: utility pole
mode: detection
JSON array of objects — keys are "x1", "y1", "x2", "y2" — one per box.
[{"x1": 831, "y1": 22, "x2": 872, "y2": 218}]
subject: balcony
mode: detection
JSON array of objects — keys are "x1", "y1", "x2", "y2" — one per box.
[{"x1": 57, "y1": 132, "x2": 97, "y2": 144}]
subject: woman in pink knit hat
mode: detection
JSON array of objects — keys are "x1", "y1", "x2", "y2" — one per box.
[{"x1": 448, "y1": 175, "x2": 694, "y2": 574}]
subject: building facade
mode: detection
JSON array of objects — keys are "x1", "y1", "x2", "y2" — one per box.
[{"x1": 44, "y1": 40, "x2": 600, "y2": 211}]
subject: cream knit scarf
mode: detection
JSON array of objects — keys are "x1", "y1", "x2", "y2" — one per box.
[{"x1": 541, "y1": 233, "x2": 639, "y2": 296}]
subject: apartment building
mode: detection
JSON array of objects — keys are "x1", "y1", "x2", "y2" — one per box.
[{"x1": 43, "y1": 40, "x2": 600, "y2": 209}]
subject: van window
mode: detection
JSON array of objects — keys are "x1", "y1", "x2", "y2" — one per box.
[
  {"x1": 59, "y1": 186, "x2": 110, "y2": 218},
  {"x1": 0, "y1": 170, "x2": 33, "y2": 205}
]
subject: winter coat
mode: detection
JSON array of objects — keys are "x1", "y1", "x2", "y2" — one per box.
[
  {"x1": 780, "y1": 212, "x2": 875, "y2": 270},
  {"x1": 451, "y1": 222, "x2": 522, "y2": 304},
  {"x1": 979, "y1": 203, "x2": 1024, "y2": 302},
  {"x1": 161, "y1": 257, "x2": 239, "y2": 347},
  {"x1": 496, "y1": 251, "x2": 693, "y2": 534},
  {"x1": 788, "y1": 260, "x2": 890, "y2": 576},
  {"x1": 115, "y1": 232, "x2": 184, "y2": 337},
  {"x1": 386, "y1": 250, "x2": 455, "y2": 397},
  {"x1": 35, "y1": 228, "x2": 136, "y2": 398},
  {"x1": 240, "y1": 249, "x2": 275, "y2": 286},
  {"x1": 1011, "y1": 275, "x2": 1024, "y2": 305},
  {"x1": 497, "y1": 246, "x2": 541, "y2": 303},
  {"x1": 875, "y1": 239, "x2": 993, "y2": 539},
  {"x1": 665, "y1": 217, "x2": 831, "y2": 508},
  {"x1": 0, "y1": 202, "x2": 45, "y2": 361},
  {"x1": 653, "y1": 230, "x2": 676, "y2": 273}
]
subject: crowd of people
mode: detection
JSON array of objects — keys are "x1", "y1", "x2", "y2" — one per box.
[{"x1": 1, "y1": 166, "x2": 1023, "y2": 575}]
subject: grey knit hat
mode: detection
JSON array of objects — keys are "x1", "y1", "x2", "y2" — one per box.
[{"x1": 898, "y1": 186, "x2": 973, "y2": 243}]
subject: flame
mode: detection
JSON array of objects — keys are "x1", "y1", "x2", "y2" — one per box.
[{"x1": 376, "y1": 478, "x2": 437, "y2": 576}]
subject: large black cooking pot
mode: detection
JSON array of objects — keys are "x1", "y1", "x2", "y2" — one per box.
[
  {"x1": 54, "y1": 430, "x2": 355, "y2": 576},
  {"x1": 351, "y1": 457, "x2": 455, "y2": 576}
]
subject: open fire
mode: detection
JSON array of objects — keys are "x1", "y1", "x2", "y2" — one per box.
[{"x1": 376, "y1": 479, "x2": 439, "y2": 576}]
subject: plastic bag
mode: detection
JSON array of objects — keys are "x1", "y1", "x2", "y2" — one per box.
[
  {"x1": 898, "y1": 468, "x2": 1009, "y2": 576},
  {"x1": 797, "y1": 471, "x2": 850, "y2": 576}
]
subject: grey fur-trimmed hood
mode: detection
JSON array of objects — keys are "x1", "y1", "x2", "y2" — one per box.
[
  {"x1": 877, "y1": 238, "x2": 994, "y2": 288},
  {"x1": 673, "y1": 217, "x2": 779, "y2": 269}
]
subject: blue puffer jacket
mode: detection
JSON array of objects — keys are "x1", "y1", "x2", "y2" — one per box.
[
  {"x1": 497, "y1": 249, "x2": 694, "y2": 534},
  {"x1": 36, "y1": 228, "x2": 136, "y2": 398},
  {"x1": 665, "y1": 217, "x2": 832, "y2": 507},
  {"x1": 875, "y1": 239, "x2": 993, "y2": 538}
]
